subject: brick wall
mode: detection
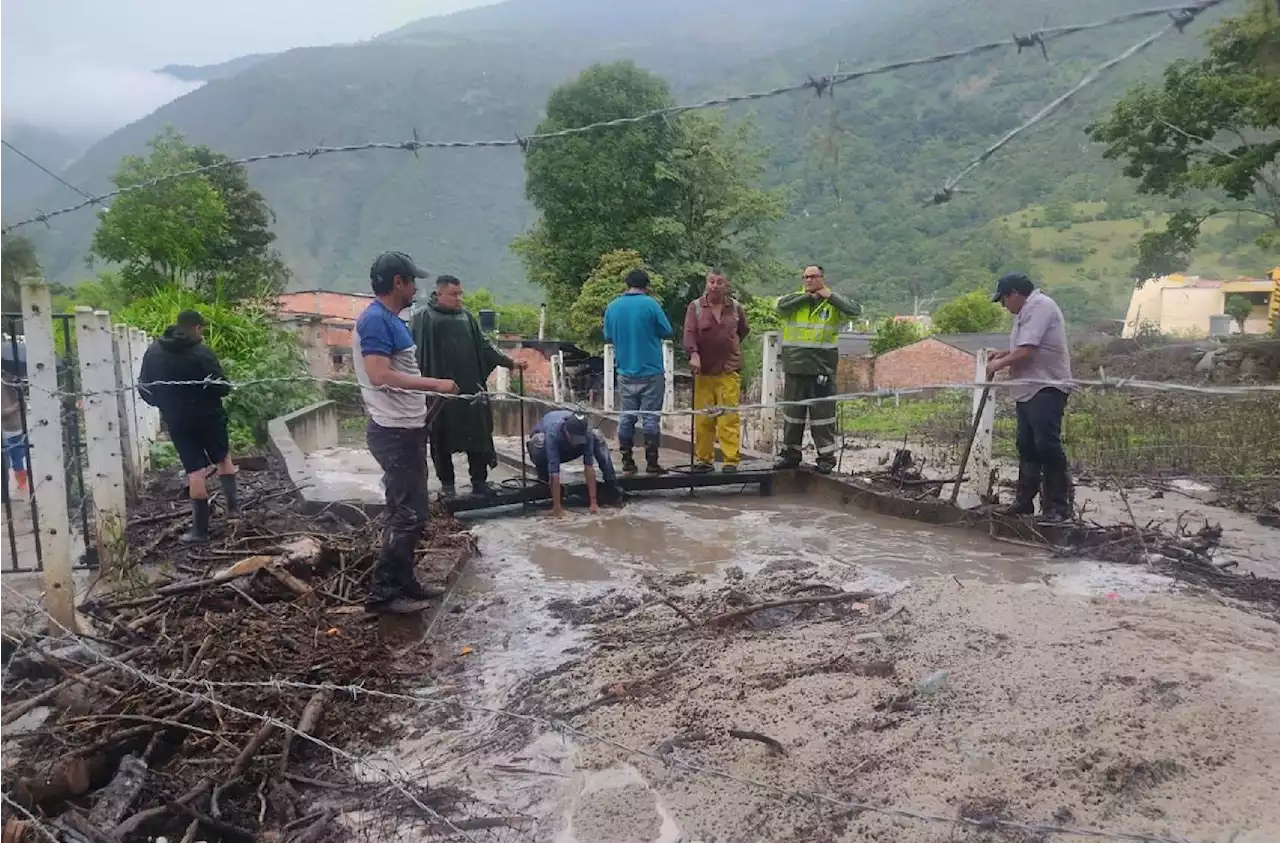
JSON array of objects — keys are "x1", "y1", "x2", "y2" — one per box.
[
  {"x1": 874, "y1": 337, "x2": 974, "y2": 390},
  {"x1": 487, "y1": 347, "x2": 554, "y2": 397},
  {"x1": 278, "y1": 291, "x2": 372, "y2": 321},
  {"x1": 836, "y1": 355, "x2": 874, "y2": 393}
]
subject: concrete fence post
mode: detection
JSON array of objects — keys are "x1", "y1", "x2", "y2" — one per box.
[
  {"x1": 20, "y1": 280, "x2": 77, "y2": 632},
  {"x1": 962, "y1": 348, "x2": 996, "y2": 502},
  {"x1": 493, "y1": 365, "x2": 510, "y2": 395},
  {"x1": 129, "y1": 328, "x2": 157, "y2": 465},
  {"x1": 551, "y1": 351, "x2": 565, "y2": 404},
  {"x1": 661, "y1": 339, "x2": 675, "y2": 431},
  {"x1": 75, "y1": 309, "x2": 127, "y2": 573},
  {"x1": 603, "y1": 343, "x2": 616, "y2": 412},
  {"x1": 758, "y1": 331, "x2": 781, "y2": 453},
  {"x1": 112, "y1": 325, "x2": 142, "y2": 497}
]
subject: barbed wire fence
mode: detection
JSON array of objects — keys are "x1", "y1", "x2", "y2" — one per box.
[{"x1": 0, "y1": 0, "x2": 1229, "y2": 234}]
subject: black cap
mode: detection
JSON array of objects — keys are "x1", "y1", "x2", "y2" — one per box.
[
  {"x1": 370, "y1": 251, "x2": 429, "y2": 286},
  {"x1": 992, "y1": 272, "x2": 1035, "y2": 302},
  {"x1": 176, "y1": 310, "x2": 205, "y2": 328},
  {"x1": 563, "y1": 412, "x2": 589, "y2": 445}
]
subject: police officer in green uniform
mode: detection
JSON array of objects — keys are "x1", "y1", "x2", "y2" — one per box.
[{"x1": 776, "y1": 264, "x2": 861, "y2": 473}]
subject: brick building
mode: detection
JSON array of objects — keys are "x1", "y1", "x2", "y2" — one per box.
[{"x1": 836, "y1": 333, "x2": 1009, "y2": 392}]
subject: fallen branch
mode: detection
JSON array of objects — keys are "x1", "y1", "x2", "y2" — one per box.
[
  {"x1": 728, "y1": 729, "x2": 787, "y2": 757},
  {"x1": 704, "y1": 592, "x2": 875, "y2": 627},
  {"x1": 2, "y1": 646, "x2": 145, "y2": 725},
  {"x1": 278, "y1": 689, "x2": 331, "y2": 775},
  {"x1": 557, "y1": 650, "x2": 689, "y2": 717}
]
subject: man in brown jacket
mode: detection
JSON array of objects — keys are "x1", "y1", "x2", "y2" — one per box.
[{"x1": 683, "y1": 271, "x2": 750, "y2": 472}]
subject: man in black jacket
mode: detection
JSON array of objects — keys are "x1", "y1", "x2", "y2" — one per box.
[{"x1": 138, "y1": 310, "x2": 238, "y2": 542}]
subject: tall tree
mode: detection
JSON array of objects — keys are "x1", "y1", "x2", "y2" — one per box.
[
  {"x1": 91, "y1": 127, "x2": 288, "y2": 301},
  {"x1": 1, "y1": 234, "x2": 41, "y2": 312},
  {"x1": 515, "y1": 62, "x2": 783, "y2": 317},
  {"x1": 930, "y1": 289, "x2": 1008, "y2": 334},
  {"x1": 1087, "y1": 2, "x2": 1280, "y2": 280},
  {"x1": 516, "y1": 62, "x2": 679, "y2": 305}
]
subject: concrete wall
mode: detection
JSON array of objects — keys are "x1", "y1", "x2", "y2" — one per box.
[{"x1": 874, "y1": 337, "x2": 974, "y2": 390}]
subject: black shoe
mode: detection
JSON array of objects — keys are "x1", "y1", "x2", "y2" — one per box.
[
  {"x1": 469, "y1": 482, "x2": 494, "y2": 498},
  {"x1": 439, "y1": 484, "x2": 457, "y2": 499},
  {"x1": 620, "y1": 450, "x2": 638, "y2": 476},
  {"x1": 691, "y1": 462, "x2": 714, "y2": 474},
  {"x1": 364, "y1": 596, "x2": 434, "y2": 614},
  {"x1": 401, "y1": 578, "x2": 445, "y2": 601},
  {"x1": 998, "y1": 461, "x2": 1041, "y2": 516},
  {"x1": 720, "y1": 463, "x2": 739, "y2": 474},
  {"x1": 179, "y1": 498, "x2": 211, "y2": 543},
  {"x1": 775, "y1": 454, "x2": 802, "y2": 470},
  {"x1": 219, "y1": 473, "x2": 241, "y2": 517},
  {"x1": 815, "y1": 459, "x2": 835, "y2": 475},
  {"x1": 1040, "y1": 467, "x2": 1073, "y2": 522},
  {"x1": 644, "y1": 449, "x2": 666, "y2": 475}
]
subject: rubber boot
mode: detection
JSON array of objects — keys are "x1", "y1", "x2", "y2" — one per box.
[
  {"x1": 620, "y1": 448, "x2": 638, "y2": 476},
  {"x1": 219, "y1": 473, "x2": 241, "y2": 517},
  {"x1": 439, "y1": 484, "x2": 457, "y2": 499},
  {"x1": 14, "y1": 470, "x2": 29, "y2": 495},
  {"x1": 179, "y1": 498, "x2": 211, "y2": 544},
  {"x1": 644, "y1": 437, "x2": 665, "y2": 475},
  {"x1": 1040, "y1": 468, "x2": 1073, "y2": 523},
  {"x1": 1000, "y1": 461, "x2": 1040, "y2": 516},
  {"x1": 775, "y1": 451, "x2": 802, "y2": 470}
]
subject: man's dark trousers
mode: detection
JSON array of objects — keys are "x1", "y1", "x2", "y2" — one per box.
[
  {"x1": 430, "y1": 436, "x2": 489, "y2": 490},
  {"x1": 366, "y1": 421, "x2": 429, "y2": 602},
  {"x1": 1014, "y1": 387, "x2": 1070, "y2": 516},
  {"x1": 780, "y1": 374, "x2": 837, "y2": 465}
]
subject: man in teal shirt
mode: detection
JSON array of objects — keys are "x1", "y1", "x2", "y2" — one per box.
[{"x1": 603, "y1": 268, "x2": 672, "y2": 475}]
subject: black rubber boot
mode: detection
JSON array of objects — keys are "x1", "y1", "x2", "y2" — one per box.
[
  {"x1": 644, "y1": 437, "x2": 665, "y2": 475},
  {"x1": 219, "y1": 473, "x2": 241, "y2": 517},
  {"x1": 439, "y1": 484, "x2": 457, "y2": 499},
  {"x1": 1040, "y1": 468, "x2": 1073, "y2": 523},
  {"x1": 775, "y1": 451, "x2": 802, "y2": 470},
  {"x1": 1002, "y1": 461, "x2": 1041, "y2": 516},
  {"x1": 620, "y1": 449, "x2": 638, "y2": 476},
  {"x1": 815, "y1": 458, "x2": 836, "y2": 475},
  {"x1": 179, "y1": 498, "x2": 211, "y2": 543}
]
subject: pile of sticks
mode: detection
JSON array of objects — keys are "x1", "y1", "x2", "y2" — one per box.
[{"x1": 1, "y1": 462, "x2": 479, "y2": 843}]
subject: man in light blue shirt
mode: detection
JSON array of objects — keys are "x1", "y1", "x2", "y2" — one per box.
[
  {"x1": 526, "y1": 410, "x2": 620, "y2": 517},
  {"x1": 603, "y1": 268, "x2": 672, "y2": 475}
]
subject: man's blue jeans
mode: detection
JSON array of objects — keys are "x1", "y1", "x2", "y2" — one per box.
[{"x1": 617, "y1": 374, "x2": 664, "y2": 447}]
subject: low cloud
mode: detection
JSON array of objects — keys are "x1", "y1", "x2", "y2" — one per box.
[{"x1": 1, "y1": 52, "x2": 202, "y2": 137}]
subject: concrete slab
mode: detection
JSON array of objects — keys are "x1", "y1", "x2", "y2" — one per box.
[{"x1": 302, "y1": 447, "x2": 520, "y2": 506}]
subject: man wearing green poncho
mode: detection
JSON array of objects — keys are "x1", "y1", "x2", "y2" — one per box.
[{"x1": 411, "y1": 274, "x2": 526, "y2": 498}]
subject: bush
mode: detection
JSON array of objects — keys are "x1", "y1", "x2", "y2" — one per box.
[
  {"x1": 570, "y1": 250, "x2": 669, "y2": 349},
  {"x1": 870, "y1": 318, "x2": 923, "y2": 355}
]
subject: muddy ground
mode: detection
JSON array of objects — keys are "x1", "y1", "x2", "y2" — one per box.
[{"x1": 369, "y1": 499, "x2": 1280, "y2": 843}]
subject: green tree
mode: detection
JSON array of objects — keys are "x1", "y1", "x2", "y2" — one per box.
[
  {"x1": 569, "y1": 250, "x2": 668, "y2": 348},
  {"x1": 869, "y1": 318, "x2": 923, "y2": 355},
  {"x1": 1225, "y1": 293, "x2": 1255, "y2": 330},
  {"x1": 930, "y1": 289, "x2": 1008, "y2": 334},
  {"x1": 1, "y1": 234, "x2": 40, "y2": 312},
  {"x1": 1087, "y1": 2, "x2": 1280, "y2": 280},
  {"x1": 516, "y1": 63, "x2": 679, "y2": 304},
  {"x1": 515, "y1": 62, "x2": 783, "y2": 316},
  {"x1": 91, "y1": 127, "x2": 287, "y2": 300},
  {"x1": 465, "y1": 287, "x2": 542, "y2": 337}
]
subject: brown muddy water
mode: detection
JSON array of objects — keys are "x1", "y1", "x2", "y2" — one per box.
[{"x1": 364, "y1": 492, "x2": 1191, "y2": 841}]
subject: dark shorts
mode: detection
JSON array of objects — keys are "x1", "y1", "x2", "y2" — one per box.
[{"x1": 169, "y1": 421, "x2": 230, "y2": 473}]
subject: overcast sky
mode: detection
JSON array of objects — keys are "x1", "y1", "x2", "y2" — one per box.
[{"x1": 1, "y1": 0, "x2": 487, "y2": 135}]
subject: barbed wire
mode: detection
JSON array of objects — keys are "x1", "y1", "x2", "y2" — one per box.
[
  {"x1": 0, "y1": 1, "x2": 1226, "y2": 234},
  {"x1": 930, "y1": 8, "x2": 1208, "y2": 204},
  {"x1": 0, "y1": 580, "x2": 1215, "y2": 843},
  {"x1": 0, "y1": 140, "x2": 97, "y2": 203}
]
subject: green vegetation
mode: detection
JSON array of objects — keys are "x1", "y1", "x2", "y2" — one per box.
[
  {"x1": 869, "y1": 319, "x2": 924, "y2": 355},
  {"x1": 517, "y1": 62, "x2": 783, "y2": 331},
  {"x1": 1225, "y1": 293, "x2": 1255, "y2": 331},
  {"x1": 1, "y1": 234, "x2": 40, "y2": 312},
  {"x1": 1087, "y1": 1, "x2": 1280, "y2": 280},
  {"x1": 931, "y1": 289, "x2": 1009, "y2": 334},
  {"x1": 568, "y1": 250, "x2": 669, "y2": 349},
  {"x1": 90, "y1": 128, "x2": 288, "y2": 300},
  {"x1": 840, "y1": 394, "x2": 968, "y2": 439},
  {"x1": 11, "y1": 0, "x2": 1275, "y2": 334}
]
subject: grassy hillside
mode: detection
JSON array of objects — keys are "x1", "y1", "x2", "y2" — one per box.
[
  {"x1": 5, "y1": 0, "x2": 1247, "y2": 308},
  {"x1": 995, "y1": 202, "x2": 1270, "y2": 323}
]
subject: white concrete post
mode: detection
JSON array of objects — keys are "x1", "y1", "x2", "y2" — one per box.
[
  {"x1": 538, "y1": 304, "x2": 547, "y2": 341},
  {"x1": 112, "y1": 325, "x2": 142, "y2": 493},
  {"x1": 660, "y1": 339, "x2": 675, "y2": 431},
  {"x1": 20, "y1": 280, "x2": 77, "y2": 632},
  {"x1": 758, "y1": 331, "x2": 781, "y2": 452},
  {"x1": 962, "y1": 348, "x2": 996, "y2": 502},
  {"x1": 75, "y1": 309, "x2": 127, "y2": 573},
  {"x1": 130, "y1": 328, "x2": 158, "y2": 463},
  {"x1": 603, "y1": 343, "x2": 616, "y2": 412},
  {"x1": 493, "y1": 365, "x2": 510, "y2": 395},
  {"x1": 551, "y1": 351, "x2": 565, "y2": 404}
]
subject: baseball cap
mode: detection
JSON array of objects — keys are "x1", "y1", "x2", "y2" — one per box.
[
  {"x1": 991, "y1": 272, "x2": 1035, "y2": 302},
  {"x1": 370, "y1": 251, "x2": 429, "y2": 286},
  {"x1": 563, "y1": 413, "x2": 589, "y2": 446}
]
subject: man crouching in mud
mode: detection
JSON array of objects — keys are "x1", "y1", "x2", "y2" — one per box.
[
  {"x1": 527, "y1": 410, "x2": 622, "y2": 518},
  {"x1": 352, "y1": 251, "x2": 458, "y2": 613}
]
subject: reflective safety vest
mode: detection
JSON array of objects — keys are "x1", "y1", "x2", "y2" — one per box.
[{"x1": 780, "y1": 295, "x2": 841, "y2": 350}]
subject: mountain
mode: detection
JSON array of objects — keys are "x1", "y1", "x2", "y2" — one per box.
[
  {"x1": 1, "y1": 121, "x2": 98, "y2": 211},
  {"x1": 6, "y1": 0, "x2": 1238, "y2": 315},
  {"x1": 157, "y1": 53, "x2": 275, "y2": 83}
]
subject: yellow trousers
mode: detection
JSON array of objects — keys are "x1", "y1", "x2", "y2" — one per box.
[{"x1": 693, "y1": 372, "x2": 742, "y2": 465}]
